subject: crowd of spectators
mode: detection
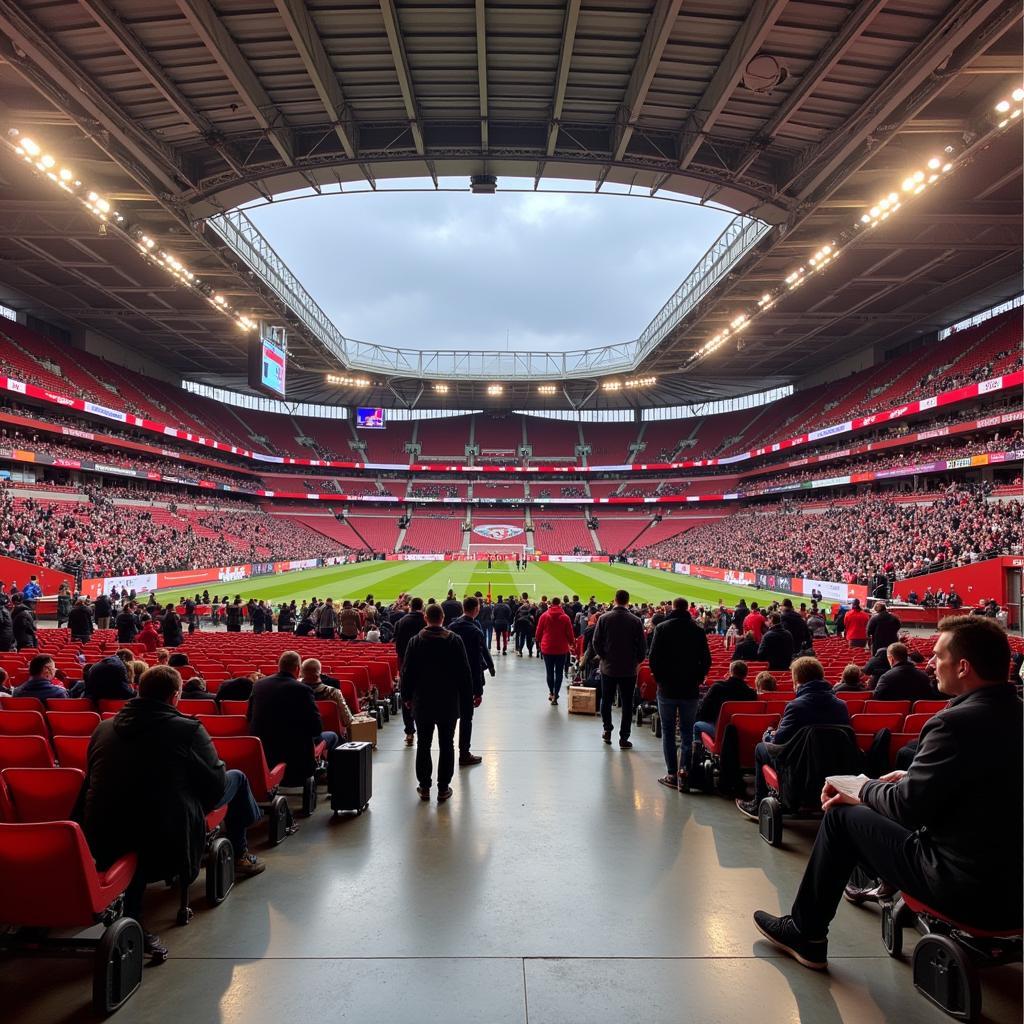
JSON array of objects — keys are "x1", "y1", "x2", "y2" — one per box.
[{"x1": 634, "y1": 485, "x2": 1023, "y2": 584}]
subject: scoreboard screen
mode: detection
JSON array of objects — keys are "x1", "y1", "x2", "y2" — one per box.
[
  {"x1": 248, "y1": 330, "x2": 287, "y2": 398},
  {"x1": 356, "y1": 407, "x2": 386, "y2": 429}
]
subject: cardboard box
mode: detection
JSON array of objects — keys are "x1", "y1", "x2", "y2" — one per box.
[
  {"x1": 568, "y1": 686, "x2": 597, "y2": 715},
  {"x1": 348, "y1": 717, "x2": 378, "y2": 749}
]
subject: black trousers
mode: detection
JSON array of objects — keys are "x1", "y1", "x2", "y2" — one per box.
[
  {"x1": 601, "y1": 674, "x2": 635, "y2": 741},
  {"x1": 791, "y1": 803, "x2": 937, "y2": 940},
  {"x1": 458, "y1": 694, "x2": 475, "y2": 755},
  {"x1": 402, "y1": 701, "x2": 416, "y2": 736},
  {"x1": 414, "y1": 713, "x2": 457, "y2": 789}
]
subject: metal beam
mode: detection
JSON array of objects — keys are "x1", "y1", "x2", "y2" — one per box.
[
  {"x1": 273, "y1": 0, "x2": 355, "y2": 160},
  {"x1": 475, "y1": 0, "x2": 489, "y2": 151},
  {"x1": 676, "y1": 0, "x2": 788, "y2": 171},
  {"x1": 0, "y1": 2, "x2": 189, "y2": 195},
  {"x1": 78, "y1": 0, "x2": 245, "y2": 178},
  {"x1": 377, "y1": 0, "x2": 437, "y2": 185},
  {"x1": 175, "y1": 0, "x2": 295, "y2": 166},
  {"x1": 783, "y1": 0, "x2": 1008, "y2": 202},
  {"x1": 612, "y1": 0, "x2": 683, "y2": 163},
  {"x1": 545, "y1": 0, "x2": 582, "y2": 157},
  {"x1": 731, "y1": 0, "x2": 887, "y2": 179}
]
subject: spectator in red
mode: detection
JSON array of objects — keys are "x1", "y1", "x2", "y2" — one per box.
[
  {"x1": 843, "y1": 599, "x2": 870, "y2": 649},
  {"x1": 535, "y1": 596, "x2": 576, "y2": 704},
  {"x1": 743, "y1": 602, "x2": 767, "y2": 642},
  {"x1": 138, "y1": 616, "x2": 161, "y2": 653}
]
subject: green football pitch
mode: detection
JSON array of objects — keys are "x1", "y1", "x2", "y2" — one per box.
[{"x1": 154, "y1": 559, "x2": 796, "y2": 610}]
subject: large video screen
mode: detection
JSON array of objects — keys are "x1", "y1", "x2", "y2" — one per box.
[
  {"x1": 356, "y1": 407, "x2": 386, "y2": 430},
  {"x1": 248, "y1": 332, "x2": 287, "y2": 398}
]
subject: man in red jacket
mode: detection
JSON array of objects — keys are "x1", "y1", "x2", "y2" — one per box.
[
  {"x1": 535, "y1": 596, "x2": 576, "y2": 705},
  {"x1": 843, "y1": 598, "x2": 870, "y2": 648},
  {"x1": 742, "y1": 602, "x2": 767, "y2": 642}
]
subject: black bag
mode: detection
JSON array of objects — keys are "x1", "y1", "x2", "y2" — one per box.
[{"x1": 328, "y1": 741, "x2": 372, "y2": 815}]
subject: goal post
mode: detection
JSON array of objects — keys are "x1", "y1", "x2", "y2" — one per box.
[{"x1": 467, "y1": 543, "x2": 527, "y2": 561}]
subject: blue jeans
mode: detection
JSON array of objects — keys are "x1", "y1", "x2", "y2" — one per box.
[
  {"x1": 215, "y1": 768, "x2": 262, "y2": 856},
  {"x1": 690, "y1": 720, "x2": 715, "y2": 773},
  {"x1": 656, "y1": 697, "x2": 698, "y2": 775},
  {"x1": 482, "y1": 625, "x2": 494, "y2": 649},
  {"x1": 320, "y1": 730, "x2": 340, "y2": 753},
  {"x1": 543, "y1": 653, "x2": 567, "y2": 696}
]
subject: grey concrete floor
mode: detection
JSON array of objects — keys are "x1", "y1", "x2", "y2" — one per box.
[{"x1": 2, "y1": 652, "x2": 1020, "y2": 1023}]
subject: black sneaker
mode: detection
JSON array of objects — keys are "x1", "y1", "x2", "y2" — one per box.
[
  {"x1": 602, "y1": 730, "x2": 612, "y2": 744},
  {"x1": 844, "y1": 881, "x2": 896, "y2": 905},
  {"x1": 735, "y1": 798, "x2": 759, "y2": 821},
  {"x1": 416, "y1": 786, "x2": 430, "y2": 801},
  {"x1": 143, "y1": 931, "x2": 169, "y2": 963},
  {"x1": 618, "y1": 739, "x2": 633, "y2": 749},
  {"x1": 752, "y1": 911, "x2": 828, "y2": 970},
  {"x1": 437, "y1": 786, "x2": 453, "y2": 802}
]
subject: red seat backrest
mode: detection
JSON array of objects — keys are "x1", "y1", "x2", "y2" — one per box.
[
  {"x1": 0, "y1": 736, "x2": 55, "y2": 769},
  {"x1": 316, "y1": 701, "x2": 345, "y2": 735},
  {"x1": 902, "y1": 713, "x2": 933, "y2": 735},
  {"x1": 177, "y1": 699, "x2": 219, "y2": 717},
  {"x1": 97, "y1": 700, "x2": 129, "y2": 715},
  {"x1": 729, "y1": 714, "x2": 781, "y2": 766},
  {"x1": 850, "y1": 712, "x2": 905, "y2": 733},
  {"x1": 197, "y1": 715, "x2": 249, "y2": 737},
  {"x1": 220, "y1": 700, "x2": 250, "y2": 716},
  {"x1": 713, "y1": 699, "x2": 766, "y2": 738},
  {"x1": 0, "y1": 697, "x2": 46, "y2": 714},
  {"x1": 912, "y1": 700, "x2": 948, "y2": 714},
  {"x1": 1, "y1": 767, "x2": 84, "y2": 822},
  {"x1": 0, "y1": 820, "x2": 136, "y2": 927},
  {"x1": 54, "y1": 698, "x2": 97, "y2": 712},
  {"x1": 864, "y1": 700, "x2": 911, "y2": 716},
  {"x1": 337, "y1": 680, "x2": 361, "y2": 714},
  {"x1": 52, "y1": 735, "x2": 91, "y2": 771},
  {"x1": 211, "y1": 736, "x2": 281, "y2": 801},
  {"x1": 45, "y1": 711, "x2": 101, "y2": 737},
  {"x1": 0, "y1": 710, "x2": 48, "y2": 739}
]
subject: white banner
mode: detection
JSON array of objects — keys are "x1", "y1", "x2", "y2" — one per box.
[
  {"x1": 800, "y1": 578, "x2": 853, "y2": 602},
  {"x1": 102, "y1": 573, "x2": 159, "y2": 595}
]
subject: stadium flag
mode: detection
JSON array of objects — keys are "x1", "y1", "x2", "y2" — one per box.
[{"x1": 488, "y1": 579, "x2": 492, "y2": 602}]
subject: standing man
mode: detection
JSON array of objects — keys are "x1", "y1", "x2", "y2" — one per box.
[
  {"x1": 866, "y1": 601, "x2": 901, "y2": 653},
  {"x1": 401, "y1": 603, "x2": 473, "y2": 802},
  {"x1": 448, "y1": 596, "x2": 495, "y2": 766},
  {"x1": 647, "y1": 598, "x2": 711, "y2": 790},
  {"x1": 843, "y1": 598, "x2": 870, "y2": 648},
  {"x1": 478, "y1": 596, "x2": 494, "y2": 651},
  {"x1": 395, "y1": 597, "x2": 427, "y2": 746},
  {"x1": 94, "y1": 591, "x2": 112, "y2": 630},
  {"x1": 535, "y1": 596, "x2": 575, "y2": 705},
  {"x1": 592, "y1": 589, "x2": 646, "y2": 749},
  {"x1": 441, "y1": 590, "x2": 463, "y2": 626},
  {"x1": 492, "y1": 597, "x2": 512, "y2": 656}
]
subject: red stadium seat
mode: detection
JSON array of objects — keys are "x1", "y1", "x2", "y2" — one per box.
[
  {"x1": 0, "y1": 696, "x2": 47, "y2": 713},
  {"x1": 0, "y1": 710, "x2": 48, "y2": 739},
  {"x1": 197, "y1": 715, "x2": 249, "y2": 737},
  {"x1": 52, "y1": 698, "x2": 99, "y2": 712},
  {"x1": 53, "y1": 735, "x2": 91, "y2": 772},
  {"x1": 177, "y1": 699, "x2": 219, "y2": 717},
  {"x1": 912, "y1": 699, "x2": 948, "y2": 715},
  {"x1": 97, "y1": 700, "x2": 129, "y2": 715},
  {"x1": 901, "y1": 713, "x2": 934, "y2": 735},
  {"x1": 45, "y1": 711, "x2": 101, "y2": 737},
  {"x1": 211, "y1": 737, "x2": 292, "y2": 845},
  {"x1": 1, "y1": 767, "x2": 84, "y2": 822},
  {"x1": 0, "y1": 736, "x2": 55, "y2": 771},
  {"x1": 220, "y1": 700, "x2": 250, "y2": 716},
  {"x1": 864, "y1": 700, "x2": 911, "y2": 716},
  {"x1": 315, "y1": 701, "x2": 346, "y2": 738}
]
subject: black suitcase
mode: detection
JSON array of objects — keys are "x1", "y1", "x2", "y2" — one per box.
[{"x1": 328, "y1": 741, "x2": 372, "y2": 815}]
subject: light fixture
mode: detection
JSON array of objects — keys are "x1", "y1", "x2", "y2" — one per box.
[
  {"x1": 601, "y1": 381, "x2": 622, "y2": 392},
  {"x1": 995, "y1": 100, "x2": 1011, "y2": 113},
  {"x1": 18, "y1": 137, "x2": 40, "y2": 157},
  {"x1": 624, "y1": 376, "x2": 656, "y2": 389},
  {"x1": 537, "y1": 384, "x2": 557, "y2": 395},
  {"x1": 486, "y1": 384, "x2": 503, "y2": 396},
  {"x1": 433, "y1": 383, "x2": 449, "y2": 394},
  {"x1": 326, "y1": 374, "x2": 370, "y2": 387}
]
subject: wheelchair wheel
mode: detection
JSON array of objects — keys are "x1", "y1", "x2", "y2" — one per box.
[
  {"x1": 374, "y1": 706, "x2": 384, "y2": 727},
  {"x1": 758, "y1": 796, "x2": 783, "y2": 847},
  {"x1": 912, "y1": 933, "x2": 981, "y2": 1023},
  {"x1": 381, "y1": 702, "x2": 391, "y2": 723},
  {"x1": 206, "y1": 836, "x2": 235, "y2": 906},
  {"x1": 700, "y1": 760, "x2": 716, "y2": 795},
  {"x1": 635, "y1": 708, "x2": 644, "y2": 727},
  {"x1": 301, "y1": 775, "x2": 318, "y2": 817},
  {"x1": 93, "y1": 917, "x2": 144, "y2": 1015},
  {"x1": 881, "y1": 898, "x2": 907, "y2": 958},
  {"x1": 268, "y1": 794, "x2": 290, "y2": 845},
  {"x1": 653, "y1": 716, "x2": 662, "y2": 739}
]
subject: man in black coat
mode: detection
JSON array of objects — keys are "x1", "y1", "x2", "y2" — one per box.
[
  {"x1": 161, "y1": 604, "x2": 183, "y2": 647},
  {"x1": 647, "y1": 598, "x2": 712, "y2": 787},
  {"x1": 401, "y1": 603, "x2": 472, "y2": 802},
  {"x1": 115, "y1": 604, "x2": 139, "y2": 644},
  {"x1": 492, "y1": 598, "x2": 513, "y2": 655},
  {"x1": 592, "y1": 589, "x2": 646, "y2": 749},
  {"x1": 441, "y1": 589, "x2": 463, "y2": 626},
  {"x1": 448, "y1": 597, "x2": 495, "y2": 767},
  {"x1": 753, "y1": 616, "x2": 1022, "y2": 969},
  {"x1": 395, "y1": 597, "x2": 427, "y2": 746},
  {"x1": 11, "y1": 596, "x2": 37, "y2": 650},
  {"x1": 872, "y1": 643, "x2": 937, "y2": 702},
  {"x1": 0, "y1": 603, "x2": 13, "y2": 652},
  {"x1": 757, "y1": 613, "x2": 795, "y2": 670},
  {"x1": 780, "y1": 599, "x2": 811, "y2": 652},
  {"x1": 67, "y1": 597, "x2": 94, "y2": 643},
  {"x1": 693, "y1": 660, "x2": 758, "y2": 742},
  {"x1": 866, "y1": 601, "x2": 902, "y2": 653},
  {"x1": 79, "y1": 665, "x2": 264, "y2": 960},
  {"x1": 93, "y1": 592, "x2": 112, "y2": 630},
  {"x1": 249, "y1": 651, "x2": 334, "y2": 787}
]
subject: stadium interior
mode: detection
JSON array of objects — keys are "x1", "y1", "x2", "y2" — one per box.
[{"x1": 0, "y1": 1, "x2": 1020, "y2": 1022}]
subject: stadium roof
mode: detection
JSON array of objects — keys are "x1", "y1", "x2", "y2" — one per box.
[{"x1": 0, "y1": 0, "x2": 1020, "y2": 409}]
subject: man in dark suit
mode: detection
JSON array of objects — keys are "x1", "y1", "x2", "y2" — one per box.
[
  {"x1": 736, "y1": 656, "x2": 850, "y2": 820},
  {"x1": 441, "y1": 589, "x2": 463, "y2": 626},
  {"x1": 872, "y1": 643, "x2": 937, "y2": 702},
  {"x1": 249, "y1": 651, "x2": 336, "y2": 787},
  {"x1": 592, "y1": 589, "x2": 646, "y2": 749},
  {"x1": 757, "y1": 613, "x2": 795, "y2": 670},
  {"x1": 448, "y1": 596, "x2": 495, "y2": 766},
  {"x1": 395, "y1": 597, "x2": 427, "y2": 746},
  {"x1": 866, "y1": 601, "x2": 902, "y2": 653},
  {"x1": 401, "y1": 603, "x2": 473, "y2": 802},
  {"x1": 779, "y1": 599, "x2": 811, "y2": 652},
  {"x1": 753, "y1": 615, "x2": 1022, "y2": 969}
]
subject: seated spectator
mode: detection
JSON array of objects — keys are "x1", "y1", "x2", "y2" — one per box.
[
  {"x1": 181, "y1": 676, "x2": 208, "y2": 697},
  {"x1": 733, "y1": 630, "x2": 759, "y2": 661},
  {"x1": 13, "y1": 653, "x2": 68, "y2": 701},
  {"x1": 757, "y1": 613, "x2": 795, "y2": 670},
  {"x1": 249, "y1": 651, "x2": 336, "y2": 786},
  {"x1": 299, "y1": 658, "x2": 354, "y2": 731},
  {"x1": 752, "y1": 616, "x2": 1022, "y2": 969},
  {"x1": 833, "y1": 664, "x2": 867, "y2": 693},
  {"x1": 167, "y1": 652, "x2": 196, "y2": 681},
  {"x1": 154, "y1": 648, "x2": 170, "y2": 666},
  {"x1": 67, "y1": 597, "x2": 94, "y2": 643},
  {"x1": 215, "y1": 672, "x2": 258, "y2": 704},
  {"x1": 138, "y1": 616, "x2": 161, "y2": 652},
  {"x1": 129, "y1": 660, "x2": 149, "y2": 686},
  {"x1": 736, "y1": 657, "x2": 850, "y2": 820},
  {"x1": 691, "y1": 661, "x2": 756, "y2": 754},
  {"x1": 861, "y1": 646, "x2": 891, "y2": 684},
  {"x1": 79, "y1": 665, "x2": 265, "y2": 962},
  {"x1": 79, "y1": 653, "x2": 135, "y2": 701},
  {"x1": 754, "y1": 671, "x2": 777, "y2": 695},
  {"x1": 0, "y1": 667, "x2": 10, "y2": 695},
  {"x1": 872, "y1": 642, "x2": 938, "y2": 702}
]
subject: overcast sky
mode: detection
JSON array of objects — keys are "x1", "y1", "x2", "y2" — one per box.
[{"x1": 246, "y1": 179, "x2": 734, "y2": 353}]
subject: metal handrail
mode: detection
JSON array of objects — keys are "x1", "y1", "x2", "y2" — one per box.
[{"x1": 207, "y1": 206, "x2": 768, "y2": 380}]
